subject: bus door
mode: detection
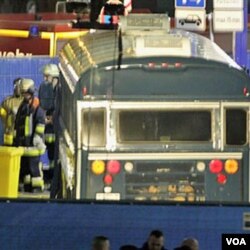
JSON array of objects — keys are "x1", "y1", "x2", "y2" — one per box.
[{"x1": 76, "y1": 100, "x2": 110, "y2": 199}]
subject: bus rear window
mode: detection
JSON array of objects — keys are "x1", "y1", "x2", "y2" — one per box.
[
  {"x1": 226, "y1": 109, "x2": 247, "y2": 145},
  {"x1": 82, "y1": 109, "x2": 105, "y2": 147},
  {"x1": 119, "y1": 110, "x2": 211, "y2": 142}
]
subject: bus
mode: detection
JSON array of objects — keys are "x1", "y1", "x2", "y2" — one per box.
[{"x1": 58, "y1": 14, "x2": 250, "y2": 202}]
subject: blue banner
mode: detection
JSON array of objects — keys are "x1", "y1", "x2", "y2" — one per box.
[{"x1": 175, "y1": 0, "x2": 206, "y2": 8}]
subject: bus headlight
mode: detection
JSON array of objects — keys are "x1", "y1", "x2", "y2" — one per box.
[
  {"x1": 91, "y1": 160, "x2": 105, "y2": 175},
  {"x1": 124, "y1": 162, "x2": 134, "y2": 172},
  {"x1": 196, "y1": 161, "x2": 206, "y2": 172},
  {"x1": 225, "y1": 159, "x2": 238, "y2": 174}
]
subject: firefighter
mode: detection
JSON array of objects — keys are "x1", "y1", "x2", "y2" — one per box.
[
  {"x1": 38, "y1": 63, "x2": 59, "y2": 186},
  {"x1": 38, "y1": 63, "x2": 60, "y2": 112},
  {"x1": 14, "y1": 78, "x2": 46, "y2": 192},
  {"x1": 50, "y1": 68, "x2": 63, "y2": 199},
  {"x1": 44, "y1": 108, "x2": 56, "y2": 187},
  {"x1": 0, "y1": 78, "x2": 23, "y2": 146}
]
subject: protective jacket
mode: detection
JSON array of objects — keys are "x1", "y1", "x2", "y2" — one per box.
[
  {"x1": 38, "y1": 81, "x2": 55, "y2": 111},
  {"x1": 0, "y1": 95, "x2": 23, "y2": 145},
  {"x1": 14, "y1": 97, "x2": 46, "y2": 156}
]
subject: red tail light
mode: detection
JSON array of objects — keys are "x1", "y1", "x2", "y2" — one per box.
[
  {"x1": 161, "y1": 63, "x2": 169, "y2": 68},
  {"x1": 107, "y1": 160, "x2": 121, "y2": 175},
  {"x1": 82, "y1": 86, "x2": 87, "y2": 96},
  {"x1": 103, "y1": 174, "x2": 113, "y2": 185},
  {"x1": 148, "y1": 62, "x2": 156, "y2": 68},
  {"x1": 175, "y1": 62, "x2": 182, "y2": 68},
  {"x1": 209, "y1": 159, "x2": 223, "y2": 174},
  {"x1": 217, "y1": 173, "x2": 227, "y2": 184},
  {"x1": 243, "y1": 87, "x2": 249, "y2": 96}
]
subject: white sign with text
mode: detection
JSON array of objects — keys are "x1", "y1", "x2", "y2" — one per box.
[
  {"x1": 213, "y1": 10, "x2": 243, "y2": 31},
  {"x1": 213, "y1": 0, "x2": 243, "y2": 9}
]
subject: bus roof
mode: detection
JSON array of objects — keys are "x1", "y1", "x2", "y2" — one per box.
[{"x1": 59, "y1": 25, "x2": 242, "y2": 88}]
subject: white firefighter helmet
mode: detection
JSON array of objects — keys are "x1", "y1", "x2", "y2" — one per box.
[
  {"x1": 20, "y1": 78, "x2": 35, "y2": 94},
  {"x1": 13, "y1": 77, "x2": 23, "y2": 97},
  {"x1": 42, "y1": 64, "x2": 60, "y2": 77}
]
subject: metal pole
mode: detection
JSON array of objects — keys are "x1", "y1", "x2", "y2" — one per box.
[{"x1": 234, "y1": 0, "x2": 247, "y2": 68}]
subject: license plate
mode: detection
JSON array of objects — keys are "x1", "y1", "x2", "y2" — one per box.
[{"x1": 96, "y1": 193, "x2": 121, "y2": 200}]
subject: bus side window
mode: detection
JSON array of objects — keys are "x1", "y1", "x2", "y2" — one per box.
[
  {"x1": 226, "y1": 109, "x2": 247, "y2": 145},
  {"x1": 82, "y1": 109, "x2": 106, "y2": 147}
]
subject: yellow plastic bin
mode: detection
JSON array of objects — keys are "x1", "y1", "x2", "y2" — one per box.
[{"x1": 0, "y1": 146, "x2": 24, "y2": 198}]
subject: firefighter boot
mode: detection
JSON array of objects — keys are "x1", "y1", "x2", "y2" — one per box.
[
  {"x1": 23, "y1": 175, "x2": 32, "y2": 192},
  {"x1": 31, "y1": 177, "x2": 45, "y2": 193}
]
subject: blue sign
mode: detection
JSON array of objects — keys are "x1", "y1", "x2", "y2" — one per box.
[{"x1": 175, "y1": 0, "x2": 206, "y2": 8}]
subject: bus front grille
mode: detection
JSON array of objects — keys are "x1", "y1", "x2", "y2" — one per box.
[{"x1": 124, "y1": 162, "x2": 205, "y2": 201}]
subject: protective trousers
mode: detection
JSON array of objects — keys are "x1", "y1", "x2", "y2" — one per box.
[
  {"x1": 44, "y1": 141, "x2": 55, "y2": 182},
  {"x1": 20, "y1": 156, "x2": 44, "y2": 192}
]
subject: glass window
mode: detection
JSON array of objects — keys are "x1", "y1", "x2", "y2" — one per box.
[
  {"x1": 82, "y1": 109, "x2": 105, "y2": 147},
  {"x1": 226, "y1": 109, "x2": 247, "y2": 145},
  {"x1": 119, "y1": 110, "x2": 211, "y2": 142}
]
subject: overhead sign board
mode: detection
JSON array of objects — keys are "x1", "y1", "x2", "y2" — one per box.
[
  {"x1": 213, "y1": 0, "x2": 243, "y2": 9},
  {"x1": 175, "y1": 9, "x2": 206, "y2": 31},
  {"x1": 175, "y1": 0, "x2": 206, "y2": 8},
  {"x1": 213, "y1": 10, "x2": 243, "y2": 32},
  {"x1": 213, "y1": 0, "x2": 243, "y2": 32},
  {"x1": 120, "y1": 14, "x2": 170, "y2": 31}
]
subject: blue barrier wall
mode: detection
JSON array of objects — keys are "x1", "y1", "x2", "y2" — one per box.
[
  {"x1": 0, "y1": 57, "x2": 59, "y2": 101},
  {"x1": 0, "y1": 200, "x2": 249, "y2": 250}
]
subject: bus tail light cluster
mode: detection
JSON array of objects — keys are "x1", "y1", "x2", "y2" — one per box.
[
  {"x1": 209, "y1": 159, "x2": 239, "y2": 184},
  {"x1": 91, "y1": 160, "x2": 121, "y2": 185}
]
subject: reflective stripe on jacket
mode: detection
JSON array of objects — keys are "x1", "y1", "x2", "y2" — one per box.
[
  {"x1": 45, "y1": 133, "x2": 55, "y2": 144},
  {"x1": 1, "y1": 96, "x2": 23, "y2": 145},
  {"x1": 45, "y1": 123, "x2": 55, "y2": 144},
  {"x1": 3, "y1": 133, "x2": 13, "y2": 145},
  {"x1": 23, "y1": 146, "x2": 46, "y2": 156}
]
